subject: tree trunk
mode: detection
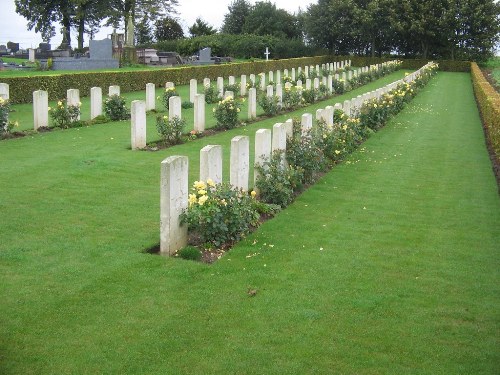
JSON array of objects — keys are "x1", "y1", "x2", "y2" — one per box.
[
  {"x1": 371, "y1": 39, "x2": 375, "y2": 57},
  {"x1": 78, "y1": 17, "x2": 85, "y2": 50}
]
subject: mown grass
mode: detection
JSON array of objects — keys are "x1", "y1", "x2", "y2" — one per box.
[{"x1": 0, "y1": 71, "x2": 498, "y2": 374}]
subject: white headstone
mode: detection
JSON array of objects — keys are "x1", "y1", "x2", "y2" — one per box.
[
  {"x1": 259, "y1": 73, "x2": 266, "y2": 91},
  {"x1": 284, "y1": 118, "x2": 293, "y2": 139},
  {"x1": 248, "y1": 88, "x2": 257, "y2": 119},
  {"x1": 266, "y1": 85, "x2": 274, "y2": 98},
  {"x1": 131, "y1": 100, "x2": 146, "y2": 150},
  {"x1": 165, "y1": 82, "x2": 175, "y2": 89},
  {"x1": 109, "y1": 85, "x2": 120, "y2": 96},
  {"x1": 217, "y1": 76, "x2": 224, "y2": 97},
  {"x1": 291, "y1": 68, "x2": 296, "y2": 81},
  {"x1": 306, "y1": 79, "x2": 312, "y2": 90},
  {"x1": 200, "y1": 145, "x2": 222, "y2": 183},
  {"x1": 203, "y1": 78, "x2": 210, "y2": 87},
  {"x1": 160, "y1": 155, "x2": 188, "y2": 256},
  {"x1": 228, "y1": 76, "x2": 235, "y2": 86},
  {"x1": 327, "y1": 75, "x2": 333, "y2": 94},
  {"x1": 314, "y1": 78, "x2": 320, "y2": 90},
  {"x1": 276, "y1": 83, "x2": 283, "y2": 105},
  {"x1": 230, "y1": 135, "x2": 250, "y2": 191},
  {"x1": 146, "y1": 83, "x2": 155, "y2": 111},
  {"x1": 0, "y1": 83, "x2": 9, "y2": 100},
  {"x1": 66, "y1": 89, "x2": 80, "y2": 120},
  {"x1": 194, "y1": 94, "x2": 205, "y2": 132},
  {"x1": 33, "y1": 90, "x2": 48, "y2": 130},
  {"x1": 169, "y1": 96, "x2": 181, "y2": 120},
  {"x1": 301, "y1": 113, "x2": 313, "y2": 135},
  {"x1": 28, "y1": 48, "x2": 35, "y2": 63},
  {"x1": 269, "y1": 71, "x2": 274, "y2": 83},
  {"x1": 240, "y1": 75, "x2": 247, "y2": 96},
  {"x1": 224, "y1": 91, "x2": 234, "y2": 99},
  {"x1": 90, "y1": 87, "x2": 102, "y2": 119},
  {"x1": 276, "y1": 70, "x2": 281, "y2": 83},
  {"x1": 272, "y1": 123, "x2": 286, "y2": 153},
  {"x1": 190, "y1": 79, "x2": 197, "y2": 103},
  {"x1": 254, "y1": 128, "x2": 272, "y2": 186}
]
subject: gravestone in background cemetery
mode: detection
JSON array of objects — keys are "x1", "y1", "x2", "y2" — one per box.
[
  {"x1": 52, "y1": 39, "x2": 119, "y2": 70},
  {"x1": 193, "y1": 47, "x2": 212, "y2": 65}
]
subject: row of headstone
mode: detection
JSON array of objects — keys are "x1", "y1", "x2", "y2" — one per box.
[{"x1": 158, "y1": 61, "x2": 435, "y2": 255}]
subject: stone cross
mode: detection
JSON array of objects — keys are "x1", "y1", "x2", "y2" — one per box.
[{"x1": 264, "y1": 47, "x2": 270, "y2": 61}]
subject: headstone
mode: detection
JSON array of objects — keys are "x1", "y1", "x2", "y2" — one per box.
[
  {"x1": 327, "y1": 75, "x2": 333, "y2": 94},
  {"x1": 33, "y1": 90, "x2": 48, "y2": 130},
  {"x1": 224, "y1": 91, "x2": 234, "y2": 99},
  {"x1": 250, "y1": 74, "x2": 256, "y2": 85},
  {"x1": 109, "y1": 85, "x2": 120, "y2": 96},
  {"x1": 254, "y1": 128, "x2": 272, "y2": 187},
  {"x1": 276, "y1": 70, "x2": 281, "y2": 84},
  {"x1": 296, "y1": 80, "x2": 303, "y2": 88},
  {"x1": 284, "y1": 69, "x2": 289, "y2": 78},
  {"x1": 228, "y1": 76, "x2": 235, "y2": 86},
  {"x1": 169, "y1": 96, "x2": 181, "y2": 120},
  {"x1": 90, "y1": 39, "x2": 113, "y2": 59},
  {"x1": 240, "y1": 75, "x2": 247, "y2": 96},
  {"x1": 314, "y1": 78, "x2": 320, "y2": 90},
  {"x1": 259, "y1": 73, "x2": 266, "y2": 92},
  {"x1": 198, "y1": 47, "x2": 211, "y2": 63},
  {"x1": 230, "y1": 135, "x2": 250, "y2": 191},
  {"x1": 66, "y1": 89, "x2": 80, "y2": 120},
  {"x1": 160, "y1": 155, "x2": 188, "y2": 256},
  {"x1": 200, "y1": 145, "x2": 222, "y2": 183},
  {"x1": 291, "y1": 68, "x2": 296, "y2": 81},
  {"x1": 194, "y1": 94, "x2": 205, "y2": 132},
  {"x1": 306, "y1": 79, "x2": 312, "y2": 90},
  {"x1": 39, "y1": 43, "x2": 51, "y2": 52},
  {"x1": 0, "y1": 83, "x2": 9, "y2": 100},
  {"x1": 301, "y1": 113, "x2": 313, "y2": 135},
  {"x1": 276, "y1": 84, "x2": 283, "y2": 105},
  {"x1": 203, "y1": 78, "x2": 210, "y2": 87},
  {"x1": 190, "y1": 79, "x2": 197, "y2": 103},
  {"x1": 248, "y1": 88, "x2": 257, "y2": 119},
  {"x1": 165, "y1": 82, "x2": 175, "y2": 89},
  {"x1": 324, "y1": 105, "x2": 334, "y2": 126},
  {"x1": 217, "y1": 77, "x2": 224, "y2": 97},
  {"x1": 304, "y1": 66, "x2": 309, "y2": 78},
  {"x1": 284, "y1": 118, "x2": 293, "y2": 139},
  {"x1": 131, "y1": 100, "x2": 146, "y2": 150},
  {"x1": 316, "y1": 108, "x2": 323, "y2": 121},
  {"x1": 28, "y1": 49, "x2": 35, "y2": 63},
  {"x1": 269, "y1": 71, "x2": 274, "y2": 83},
  {"x1": 90, "y1": 87, "x2": 102, "y2": 119},
  {"x1": 146, "y1": 83, "x2": 155, "y2": 111},
  {"x1": 272, "y1": 123, "x2": 286, "y2": 153},
  {"x1": 266, "y1": 85, "x2": 273, "y2": 98},
  {"x1": 343, "y1": 100, "x2": 351, "y2": 117}
]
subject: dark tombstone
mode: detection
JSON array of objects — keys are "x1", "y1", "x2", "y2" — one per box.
[
  {"x1": 39, "y1": 43, "x2": 51, "y2": 52},
  {"x1": 199, "y1": 47, "x2": 211, "y2": 63},
  {"x1": 89, "y1": 39, "x2": 113, "y2": 59},
  {"x1": 7, "y1": 42, "x2": 19, "y2": 53},
  {"x1": 0, "y1": 45, "x2": 7, "y2": 53}
]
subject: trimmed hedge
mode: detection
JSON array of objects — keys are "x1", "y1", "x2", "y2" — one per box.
[
  {"x1": 470, "y1": 62, "x2": 500, "y2": 168},
  {"x1": 2, "y1": 55, "x2": 470, "y2": 104}
]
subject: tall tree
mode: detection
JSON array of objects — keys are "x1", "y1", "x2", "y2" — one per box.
[
  {"x1": 304, "y1": 0, "x2": 361, "y2": 54},
  {"x1": 154, "y1": 16, "x2": 184, "y2": 41},
  {"x1": 242, "y1": 1, "x2": 302, "y2": 39},
  {"x1": 72, "y1": 0, "x2": 108, "y2": 49},
  {"x1": 135, "y1": 14, "x2": 154, "y2": 45},
  {"x1": 221, "y1": 0, "x2": 252, "y2": 34},
  {"x1": 189, "y1": 18, "x2": 217, "y2": 38}
]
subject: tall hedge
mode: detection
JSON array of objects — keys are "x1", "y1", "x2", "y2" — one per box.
[
  {"x1": 470, "y1": 62, "x2": 500, "y2": 174},
  {"x1": 2, "y1": 56, "x2": 470, "y2": 104}
]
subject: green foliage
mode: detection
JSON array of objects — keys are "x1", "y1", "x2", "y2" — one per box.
[
  {"x1": 221, "y1": 0, "x2": 252, "y2": 34},
  {"x1": 162, "y1": 86, "x2": 179, "y2": 110},
  {"x1": 471, "y1": 62, "x2": 500, "y2": 162},
  {"x1": 104, "y1": 95, "x2": 129, "y2": 121},
  {"x1": 224, "y1": 83, "x2": 240, "y2": 96},
  {"x1": 155, "y1": 16, "x2": 184, "y2": 41},
  {"x1": 242, "y1": 1, "x2": 302, "y2": 39},
  {"x1": 282, "y1": 86, "x2": 303, "y2": 110},
  {"x1": 181, "y1": 180, "x2": 260, "y2": 248},
  {"x1": 0, "y1": 98, "x2": 16, "y2": 136},
  {"x1": 213, "y1": 95, "x2": 241, "y2": 130},
  {"x1": 301, "y1": 88, "x2": 319, "y2": 104},
  {"x1": 203, "y1": 84, "x2": 219, "y2": 104},
  {"x1": 176, "y1": 246, "x2": 202, "y2": 261},
  {"x1": 48, "y1": 99, "x2": 81, "y2": 128},
  {"x1": 188, "y1": 17, "x2": 217, "y2": 38},
  {"x1": 181, "y1": 101, "x2": 193, "y2": 109},
  {"x1": 156, "y1": 115, "x2": 185, "y2": 145},
  {"x1": 258, "y1": 94, "x2": 281, "y2": 116},
  {"x1": 255, "y1": 150, "x2": 303, "y2": 208}
]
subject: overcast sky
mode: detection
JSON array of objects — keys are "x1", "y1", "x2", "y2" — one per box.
[{"x1": 0, "y1": 0, "x2": 314, "y2": 49}]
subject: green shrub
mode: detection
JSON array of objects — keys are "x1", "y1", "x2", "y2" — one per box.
[
  {"x1": 203, "y1": 84, "x2": 219, "y2": 104},
  {"x1": 181, "y1": 180, "x2": 260, "y2": 248},
  {"x1": 104, "y1": 95, "x2": 129, "y2": 120},
  {"x1": 48, "y1": 99, "x2": 81, "y2": 128},
  {"x1": 181, "y1": 100, "x2": 193, "y2": 109},
  {"x1": 162, "y1": 87, "x2": 179, "y2": 110},
  {"x1": 177, "y1": 246, "x2": 202, "y2": 261},
  {"x1": 213, "y1": 95, "x2": 241, "y2": 130},
  {"x1": 255, "y1": 150, "x2": 303, "y2": 208},
  {"x1": 282, "y1": 86, "x2": 303, "y2": 110},
  {"x1": 258, "y1": 94, "x2": 281, "y2": 116},
  {"x1": 0, "y1": 98, "x2": 16, "y2": 136},
  {"x1": 224, "y1": 83, "x2": 240, "y2": 96},
  {"x1": 156, "y1": 115, "x2": 185, "y2": 145}
]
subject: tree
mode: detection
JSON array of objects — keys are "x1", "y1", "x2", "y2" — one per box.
[
  {"x1": 136, "y1": 14, "x2": 154, "y2": 45},
  {"x1": 189, "y1": 18, "x2": 217, "y2": 38},
  {"x1": 304, "y1": 0, "x2": 361, "y2": 54},
  {"x1": 242, "y1": 1, "x2": 302, "y2": 39},
  {"x1": 221, "y1": 0, "x2": 252, "y2": 34},
  {"x1": 72, "y1": 0, "x2": 108, "y2": 49},
  {"x1": 15, "y1": 0, "x2": 71, "y2": 45},
  {"x1": 154, "y1": 16, "x2": 184, "y2": 41}
]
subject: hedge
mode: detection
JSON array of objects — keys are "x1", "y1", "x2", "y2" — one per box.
[
  {"x1": 470, "y1": 62, "x2": 500, "y2": 171},
  {"x1": 1, "y1": 56, "x2": 470, "y2": 104}
]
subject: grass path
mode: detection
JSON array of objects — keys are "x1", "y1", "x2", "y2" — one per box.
[{"x1": 1, "y1": 72, "x2": 499, "y2": 374}]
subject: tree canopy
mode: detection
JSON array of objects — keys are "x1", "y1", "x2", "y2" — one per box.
[{"x1": 188, "y1": 18, "x2": 217, "y2": 38}]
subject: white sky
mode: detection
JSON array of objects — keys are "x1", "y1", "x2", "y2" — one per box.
[{"x1": 0, "y1": 0, "x2": 314, "y2": 49}]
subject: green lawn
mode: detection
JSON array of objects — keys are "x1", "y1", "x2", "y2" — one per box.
[{"x1": 0, "y1": 71, "x2": 498, "y2": 374}]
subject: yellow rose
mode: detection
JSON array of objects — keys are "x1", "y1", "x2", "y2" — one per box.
[
  {"x1": 335, "y1": 150, "x2": 341, "y2": 155},
  {"x1": 198, "y1": 195, "x2": 208, "y2": 205},
  {"x1": 250, "y1": 191, "x2": 257, "y2": 198}
]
